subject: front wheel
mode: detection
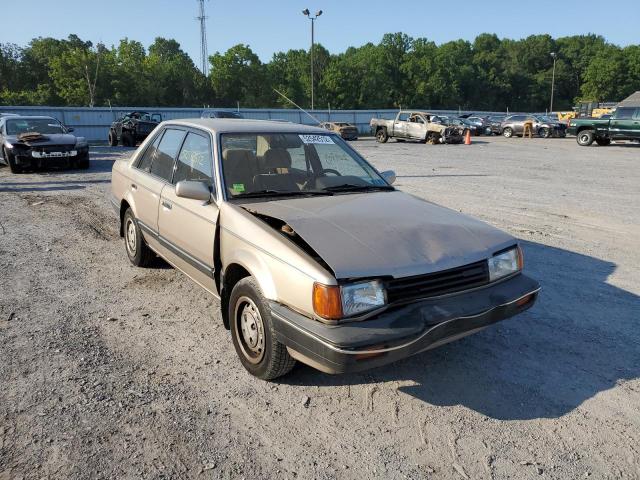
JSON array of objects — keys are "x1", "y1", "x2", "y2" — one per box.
[
  {"x1": 229, "y1": 277, "x2": 296, "y2": 380},
  {"x1": 595, "y1": 137, "x2": 611, "y2": 146},
  {"x1": 538, "y1": 127, "x2": 550, "y2": 138},
  {"x1": 4, "y1": 148, "x2": 22, "y2": 173},
  {"x1": 123, "y1": 208, "x2": 154, "y2": 267},
  {"x1": 577, "y1": 130, "x2": 595, "y2": 146},
  {"x1": 76, "y1": 154, "x2": 90, "y2": 169},
  {"x1": 122, "y1": 131, "x2": 135, "y2": 147},
  {"x1": 376, "y1": 128, "x2": 389, "y2": 143},
  {"x1": 502, "y1": 127, "x2": 513, "y2": 138}
]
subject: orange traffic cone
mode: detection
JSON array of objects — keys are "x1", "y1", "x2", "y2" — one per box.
[{"x1": 464, "y1": 129, "x2": 472, "y2": 145}]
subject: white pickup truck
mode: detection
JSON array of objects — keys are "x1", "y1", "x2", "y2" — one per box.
[{"x1": 370, "y1": 111, "x2": 463, "y2": 144}]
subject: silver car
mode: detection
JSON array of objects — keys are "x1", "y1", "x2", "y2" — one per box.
[{"x1": 111, "y1": 119, "x2": 540, "y2": 379}]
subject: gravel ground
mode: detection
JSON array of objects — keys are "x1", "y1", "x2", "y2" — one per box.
[{"x1": 0, "y1": 137, "x2": 638, "y2": 480}]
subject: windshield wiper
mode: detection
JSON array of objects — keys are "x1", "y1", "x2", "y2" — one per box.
[
  {"x1": 233, "y1": 189, "x2": 332, "y2": 199},
  {"x1": 322, "y1": 184, "x2": 395, "y2": 193}
]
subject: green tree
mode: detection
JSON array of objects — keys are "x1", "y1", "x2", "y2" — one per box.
[{"x1": 209, "y1": 44, "x2": 268, "y2": 107}]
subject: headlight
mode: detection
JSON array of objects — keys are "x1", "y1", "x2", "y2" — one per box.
[
  {"x1": 488, "y1": 246, "x2": 523, "y2": 282},
  {"x1": 313, "y1": 280, "x2": 386, "y2": 320}
]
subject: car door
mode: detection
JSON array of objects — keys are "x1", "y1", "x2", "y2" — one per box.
[
  {"x1": 631, "y1": 108, "x2": 640, "y2": 139},
  {"x1": 115, "y1": 116, "x2": 126, "y2": 139},
  {"x1": 406, "y1": 115, "x2": 426, "y2": 140},
  {"x1": 157, "y1": 129, "x2": 218, "y2": 294},
  {"x1": 610, "y1": 107, "x2": 635, "y2": 139},
  {"x1": 132, "y1": 128, "x2": 186, "y2": 248},
  {"x1": 394, "y1": 112, "x2": 410, "y2": 138}
]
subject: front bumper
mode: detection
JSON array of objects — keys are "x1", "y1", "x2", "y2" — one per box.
[{"x1": 270, "y1": 273, "x2": 539, "y2": 374}]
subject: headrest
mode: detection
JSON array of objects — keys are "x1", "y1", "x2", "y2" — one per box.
[{"x1": 263, "y1": 148, "x2": 292, "y2": 171}]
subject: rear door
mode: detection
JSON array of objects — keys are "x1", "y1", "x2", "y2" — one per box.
[
  {"x1": 158, "y1": 129, "x2": 218, "y2": 294},
  {"x1": 610, "y1": 107, "x2": 635, "y2": 139}
]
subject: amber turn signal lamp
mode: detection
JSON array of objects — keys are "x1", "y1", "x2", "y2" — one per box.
[
  {"x1": 313, "y1": 283, "x2": 343, "y2": 320},
  {"x1": 516, "y1": 245, "x2": 524, "y2": 270}
]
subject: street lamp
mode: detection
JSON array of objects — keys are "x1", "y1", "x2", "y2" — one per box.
[
  {"x1": 302, "y1": 8, "x2": 322, "y2": 110},
  {"x1": 549, "y1": 52, "x2": 557, "y2": 114}
]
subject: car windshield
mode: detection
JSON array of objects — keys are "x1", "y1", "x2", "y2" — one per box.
[
  {"x1": 5, "y1": 118, "x2": 65, "y2": 135},
  {"x1": 220, "y1": 132, "x2": 391, "y2": 199}
]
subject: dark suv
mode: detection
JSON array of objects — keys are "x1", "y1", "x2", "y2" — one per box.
[{"x1": 108, "y1": 111, "x2": 162, "y2": 147}]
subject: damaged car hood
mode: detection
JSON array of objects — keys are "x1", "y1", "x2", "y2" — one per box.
[
  {"x1": 240, "y1": 191, "x2": 515, "y2": 280},
  {"x1": 6, "y1": 133, "x2": 78, "y2": 147}
]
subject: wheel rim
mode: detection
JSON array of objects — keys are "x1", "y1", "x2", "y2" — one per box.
[
  {"x1": 377, "y1": 131, "x2": 384, "y2": 141},
  {"x1": 504, "y1": 129, "x2": 512, "y2": 137},
  {"x1": 125, "y1": 218, "x2": 137, "y2": 256},
  {"x1": 579, "y1": 133, "x2": 589, "y2": 144},
  {"x1": 235, "y1": 296, "x2": 265, "y2": 364}
]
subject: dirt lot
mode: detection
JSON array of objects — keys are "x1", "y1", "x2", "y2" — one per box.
[{"x1": 1, "y1": 136, "x2": 638, "y2": 480}]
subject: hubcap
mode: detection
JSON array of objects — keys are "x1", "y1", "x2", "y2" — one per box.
[
  {"x1": 235, "y1": 296, "x2": 265, "y2": 364},
  {"x1": 126, "y1": 218, "x2": 137, "y2": 256}
]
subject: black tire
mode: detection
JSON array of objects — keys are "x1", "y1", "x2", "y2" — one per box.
[
  {"x1": 108, "y1": 130, "x2": 118, "y2": 147},
  {"x1": 4, "y1": 148, "x2": 22, "y2": 173},
  {"x1": 229, "y1": 277, "x2": 296, "y2": 380},
  {"x1": 122, "y1": 131, "x2": 134, "y2": 147},
  {"x1": 122, "y1": 208, "x2": 154, "y2": 267},
  {"x1": 502, "y1": 127, "x2": 513, "y2": 138},
  {"x1": 76, "y1": 153, "x2": 90, "y2": 169},
  {"x1": 577, "y1": 130, "x2": 595, "y2": 146},
  {"x1": 595, "y1": 137, "x2": 611, "y2": 147},
  {"x1": 376, "y1": 128, "x2": 389, "y2": 143},
  {"x1": 538, "y1": 127, "x2": 550, "y2": 138}
]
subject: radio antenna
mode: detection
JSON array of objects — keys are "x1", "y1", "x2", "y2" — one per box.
[{"x1": 273, "y1": 88, "x2": 322, "y2": 125}]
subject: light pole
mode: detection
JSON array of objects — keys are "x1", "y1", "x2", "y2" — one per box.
[
  {"x1": 302, "y1": 8, "x2": 322, "y2": 110},
  {"x1": 549, "y1": 52, "x2": 557, "y2": 114}
]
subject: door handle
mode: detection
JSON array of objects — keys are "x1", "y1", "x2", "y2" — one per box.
[
  {"x1": 131, "y1": 183, "x2": 137, "y2": 190},
  {"x1": 162, "y1": 201, "x2": 172, "y2": 210}
]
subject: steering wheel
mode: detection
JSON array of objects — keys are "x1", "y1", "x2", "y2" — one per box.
[{"x1": 321, "y1": 168, "x2": 341, "y2": 176}]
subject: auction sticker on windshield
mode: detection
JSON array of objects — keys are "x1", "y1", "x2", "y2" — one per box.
[{"x1": 299, "y1": 134, "x2": 334, "y2": 144}]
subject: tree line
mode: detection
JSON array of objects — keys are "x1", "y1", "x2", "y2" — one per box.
[{"x1": 1, "y1": 33, "x2": 639, "y2": 111}]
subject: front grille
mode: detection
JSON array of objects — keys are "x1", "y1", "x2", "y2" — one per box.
[
  {"x1": 36, "y1": 145, "x2": 74, "y2": 153},
  {"x1": 385, "y1": 260, "x2": 489, "y2": 304}
]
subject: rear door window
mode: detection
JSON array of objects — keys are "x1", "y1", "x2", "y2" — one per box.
[
  {"x1": 136, "y1": 132, "x2": 162, "y2": 171},
  {"x1": 173, "y1": 132, "x2": 214, "y2": 185},
  {"x1": 615, "y1": 108, "x2": 635, "y2": 120},
  {"x1": 150, "y1": 128, "x2": 186, "y2": 182}
]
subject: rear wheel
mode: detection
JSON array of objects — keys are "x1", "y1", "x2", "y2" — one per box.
[
  {"x1": 229, "y1": 277, "x2": 296, "y2": 380},
  {"x1": 577, "y1": 130, "x2": 595, "y2": 146},
  {"x1": 502, "y1": 127, "x2": 513, "y2": 138},
  {"x1": 108, "y1": 130, "x2": 118, "y2": 146},
  {"x1": 123, "y1": 208, "x2": 154, "y2": 267},
  {"x1": 376, "y1": 128, "x2": 389, "y2": 143},
  {"x1": 595, "y1": 137, "x2": 611, "y2": 146}
]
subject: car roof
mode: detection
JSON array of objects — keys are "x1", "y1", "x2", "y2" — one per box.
[
  {"x1": 2, "y1": 115, "x2": 58, "y2": 120},
  {"x1": 161, "y1": 118, "x2": 327, "y2": 135}
]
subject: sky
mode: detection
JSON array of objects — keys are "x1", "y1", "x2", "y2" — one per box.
[{"x1": 2, "y1": 0, "x2": 639, "y2": 67}]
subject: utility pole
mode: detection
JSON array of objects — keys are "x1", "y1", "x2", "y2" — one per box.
[
  {"x1": 197, "y1": 0, "x2": 209, "y2": 76},
  {"x1": 302, "y1": 9, "x2": 322, "y2": 110},
  {"x1": 550, "y1": 52, "x2": 557, "y2": 113}
]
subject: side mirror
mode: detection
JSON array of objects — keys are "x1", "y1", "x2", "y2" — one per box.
[
  {"x1": 175, "y1": 180, "x2": 213, "y2": 202},
  {"x1": 67, "y1": 127, "x2": 75, "y2": 132},
  {"x1": 381, "y1": 170, "x2": 396, "y2": 185}
]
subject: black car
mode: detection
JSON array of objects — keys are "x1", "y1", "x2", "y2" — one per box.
[
  {"x1": 108, "y1": 111, "x2": 162, "y2": 147},
  {"x1": 487, "y1": 115, "x2": 507, "y2": 135},
  {"x1": 0, "y1": 115, "x2": 89, "y2": 173},
  {"x1": 201, "y1": 109, "x2": 244, "y2": 119}
]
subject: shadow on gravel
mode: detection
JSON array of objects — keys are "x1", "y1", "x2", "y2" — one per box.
[
  {"x1": 284, "y1": 241, "x2": 640, "y2": 421},
  {"x1": 0, "y1": 184, "x2": 86, "y2": 192},
  {"x1": 398, "y1": 175, "x2": 490, "y2": 178}
]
